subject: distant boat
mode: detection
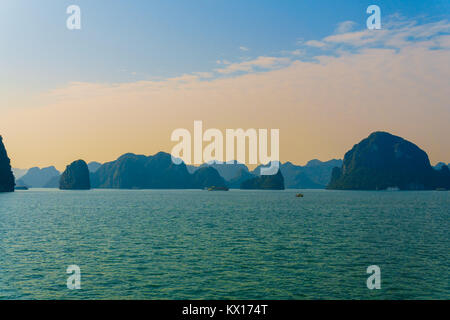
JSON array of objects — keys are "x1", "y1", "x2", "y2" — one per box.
[
  {"x1": 207, "y1": 186, "x2": 229, "y2": 191},
  {"x1": 436, "y1": 188, "x2": 447, "y2": 191},
  {"x1": 296, "y1": 193, "x2": 304, "y2": 198},
  {"x1": 386, "y1": 187, "x2": 400, "y2": 191},
  {"x1": 15, "y1": 185, "x2": 29, "y2": 190}
]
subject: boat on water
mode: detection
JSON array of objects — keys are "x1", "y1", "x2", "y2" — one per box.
[
  {"x1": 386, "y1": 187, "x2": 400, "y2": 191},
  {"x1": 15, "y1": 185, "x2": 29, "y2": 190},
  {"x1": 207, "y1": 186, "x2": 229, "y2": 191},
  {"x1": 296, "y1": 193, "x2": 304, "y2": 198}
]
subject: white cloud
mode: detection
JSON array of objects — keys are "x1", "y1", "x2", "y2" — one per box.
[
  {"x1": 215, "y1": 56, "x2": 291, "y2": 74},
  {"x1": 335, "y1": 21, "x2": 357, "y2": 34},
  {"x1": 239, "y1": 46, "x2": 249, "y2": 51},
  {"x1": 305, "y1": 40, "x2": 327, "y2": 48},
  {"x1": 4, "y1": 20, "x2": 449, "y2": 168},
  {"x1": 290, "y1": 49, "x2": 305, "y2": 56},
  {"x1": 193, "y1": 71, "x2": 214, "y2": 78},
  {"x1": 216, "y1": 59, "x2": 231, "y2": 65},
  {"x1": 323, "y1": 19, "x2": 450, "y2": 49}
]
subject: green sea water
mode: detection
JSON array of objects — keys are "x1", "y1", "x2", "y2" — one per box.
[{"x1": 0, "y1": 189, "x2": 448, "y2": 300}]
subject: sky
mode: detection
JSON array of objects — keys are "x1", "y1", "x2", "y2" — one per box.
[{"x1": 0, "y1": 0, "x2": 449, "y2": 170}]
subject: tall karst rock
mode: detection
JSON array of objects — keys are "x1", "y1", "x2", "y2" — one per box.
[
  {"x1": 0, "y1": 136, "x2": 15, "y2": 192},
  {"x1": 328, "y1": 131, "x2": 450, "y2": 190},
  {"x1": 59, "y1": 160, "x2": 91, "y2": 190}
]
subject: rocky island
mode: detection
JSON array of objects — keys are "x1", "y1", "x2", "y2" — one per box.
[
  {"x1": 59, "y1": 160, "x2": 91, "y2": 190},
  {"x1": 191, "y1": 166, "x2": 228, "y2": 189},
  {"x1": 0, "y1": 136, "x2": 15, "y2": 192},
  {"x1": 240, "y1": 168, "x2": 285, "y2": 190},
  {"x1": 327, "y1": 131, "x2": 450, "y2": 190}
]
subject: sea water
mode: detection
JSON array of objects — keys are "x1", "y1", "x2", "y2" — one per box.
[{"x1": 0, "y1": 189, "x2": 448, "y2": 299}]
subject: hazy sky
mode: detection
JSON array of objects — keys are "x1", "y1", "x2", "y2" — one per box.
[{"x1": 1, "y1": 1, "x2": 449, "y2": 170}]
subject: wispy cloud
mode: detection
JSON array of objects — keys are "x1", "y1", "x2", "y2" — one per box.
[
  {"x1": 290, "y1": 49, "x2": 305, "y2": 56},
  {"x1": 142, "y1": 18, "x2": 450, "y2": 80},
  {"x1": 215, "y1": 56, "x2": 291, "y2": 74},
  {"x1": 305, "y1": 40, "x2": 327, "y2": 48},
  {"x1": 4, "y1": 19, "x2": 449, "y2": 168},
  {"x1": 323, "y1": 18, "x2": 450, "y2": 49},
  {"x1": 193, "y1": 71, "x2": 214, "y2": 79},
  {"x1": 216, "y1": 59, "x2": 231, "y2": 65},
  {"x1": 335, "y1": 21, "x2": 357, "y2": 34}
]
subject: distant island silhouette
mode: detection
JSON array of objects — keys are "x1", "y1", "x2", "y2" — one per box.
[
  {"x1": 2, "y1": 131, "x2": 449, "y2": 192},
  {"x1": 89, "y1": 151, "x2": 284, "y2": 190},
  {"x1": 17, "y1": 166, "x2": 60, "y2": 188}
]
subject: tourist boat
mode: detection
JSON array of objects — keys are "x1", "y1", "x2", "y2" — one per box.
[{"x1": 207, "y1": 186, "x2": 229, "y2": 191}]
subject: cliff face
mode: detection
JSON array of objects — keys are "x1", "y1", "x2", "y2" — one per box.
[
  {"x1": 191, "y1": 167, "x2": 227, "y2": 189},
  {"x1": 435, "y1": 165, "x2": 450, "y2": 189},
  {"x1": 0, "y1": 136, "x2": 15, "y2": 192},
  {"x1": 327, "y1": 131, "x2": 450, "y2": 190},
  {"x1": 240, "y1": 168, "x2": 285, "y2": 190},
  {"x1": 59, "y1": 160, "x2": 91, "y2": 190}
]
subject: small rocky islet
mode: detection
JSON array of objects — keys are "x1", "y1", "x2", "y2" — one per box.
[{"x1": 59, "y1": 160, "x2": 91, "y2": 190}]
